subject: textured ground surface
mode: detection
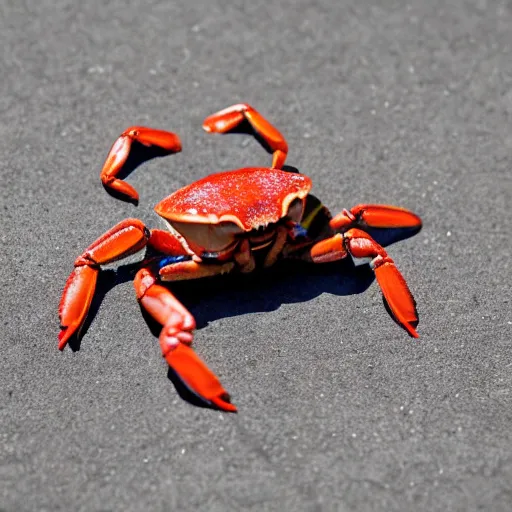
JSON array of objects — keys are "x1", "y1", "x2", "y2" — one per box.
[{"x1": 2, "y1": 1, "x2": 512, "y2": 510}]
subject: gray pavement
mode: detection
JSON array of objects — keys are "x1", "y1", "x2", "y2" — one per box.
[{"x1": 1, "y1": 1, "x2": 512, "y2": 510}]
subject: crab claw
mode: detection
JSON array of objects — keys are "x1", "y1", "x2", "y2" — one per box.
[
  {"x1": 162, "y1": 343, "x2": 237, "y2": 412},
  {"x1": 372, "y1": 257, "x2": 419, "y2": 338},
  {"x1": 58, "y1": 265, "x2": 99, "y2": 349}
]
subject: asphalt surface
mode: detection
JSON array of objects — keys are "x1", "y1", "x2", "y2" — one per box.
[{"x1": 2, "y1": 1, "x2": 512, "y2": 511}]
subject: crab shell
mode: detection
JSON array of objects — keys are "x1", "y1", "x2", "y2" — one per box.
[{"x1": 154, "y1": 167, "x2": 312, "y2": 254}]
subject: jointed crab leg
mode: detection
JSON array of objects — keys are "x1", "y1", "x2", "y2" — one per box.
[
  {"x1": 330, "y1": 204, "x2": 422, "y2": 231},
  {"x1": 202, "y1": 103, "x2": 288, "y2": 169},
  {"x1": 100, "y1": 127, "x2": 182, "y2": 202},
  {"x1": 310, "y1": 228, "x2": 419, "y2": 338},
  {"x1": 59, "y1": 219, "x2": 150, "y2": 349},
  {"x1": 134, "y1": 268, "x2": 237, "y2": 412}
]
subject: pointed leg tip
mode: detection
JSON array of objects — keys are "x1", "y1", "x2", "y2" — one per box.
[
  {"x1": 58, "y1": 329, "x2": 70, "y2": 350},
  {"x1": 101, "y1": 182, "x2": 140, "y2": 204},
  {"x1": 210, "y1": 395, "x2": 238, "y2": 413},
  {"x1": 405, "y1": 323, "x2": 420, "y2": 338},
  {"x1": 202, "y1": 120, "x2": 226, "y2": 133}
]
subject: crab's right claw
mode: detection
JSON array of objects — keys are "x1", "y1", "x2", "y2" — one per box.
[
  {"x1": 58, "y1": 265, "x2": 99, "y2": 350},
  {"x1": 373, "y1": 259, "x2": 419, "y2": 338},
  {"x1": 162, "y1": 343, "x2": 237, "y2": 413}
]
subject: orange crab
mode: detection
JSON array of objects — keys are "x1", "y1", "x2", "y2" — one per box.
[{"x1": 59, "y1": 103, "x2": 422, "y2": 412}]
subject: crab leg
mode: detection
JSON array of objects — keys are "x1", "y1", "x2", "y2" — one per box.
[
  {"x1": 310, "y1": 228, "x2": 419, "y2": 338},
  {"x1": 58, "y1": 219, "x2": 150, "y2": 349},
  {"x1": 202, "y1": 103, "x2": 288, "y2": 169},
  {"x1": 100, "y1": 127, "x2": 182, "y2": 202},
  {"x1": 134, "y1": 268, "x2": 237, "y2": 412},
  {"x1": 330, "y1": 204, "x2": 422, "y2": 231}
]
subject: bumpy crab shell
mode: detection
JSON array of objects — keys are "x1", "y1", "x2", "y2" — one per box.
[{"x1": 154, "y1": 168, "x2": 312, "y2": 230}]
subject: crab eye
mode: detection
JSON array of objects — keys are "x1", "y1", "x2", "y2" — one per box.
[{"x1": 286, "y1": 198, "x2": 304, "y2": 223}]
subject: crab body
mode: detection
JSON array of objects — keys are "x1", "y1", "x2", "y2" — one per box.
[
  {"x1": 59, "y1": 103, "x2": 422, "y2": 412},
  {"x1": 154, "y1": 167, "x2": 311, "y2": 257}
]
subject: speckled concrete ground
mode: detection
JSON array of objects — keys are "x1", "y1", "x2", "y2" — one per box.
[{"x1": 1, "y1": 1, "x2": 511, "y2": 510}]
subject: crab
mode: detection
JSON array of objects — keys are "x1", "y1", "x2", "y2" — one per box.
[{"x1": 59, "y1": 103, "x2": 422, "y2": 412}]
